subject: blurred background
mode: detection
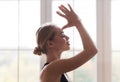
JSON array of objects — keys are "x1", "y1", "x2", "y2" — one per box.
[{"x1": 0, "y1": 0, "x2": 120, "y2": 82}]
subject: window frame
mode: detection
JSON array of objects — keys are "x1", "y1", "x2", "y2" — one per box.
[{"x1": 96, "y1": 0, "x2": 111, "y2": 82}]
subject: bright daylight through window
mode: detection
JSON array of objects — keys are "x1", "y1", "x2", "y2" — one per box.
[
  {"x1": 0, "y1": 0, "x2": 40, "y2": 82},
  {"x1": 0, "y1": 0, "x2": 120, "y2": 82}
]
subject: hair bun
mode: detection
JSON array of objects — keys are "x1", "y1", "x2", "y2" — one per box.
[{"x1": 33, "y1": 47, "x2": 42, "y2": 56}]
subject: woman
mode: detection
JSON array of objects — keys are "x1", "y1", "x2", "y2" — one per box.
[{"x1": 33, "y1": 4, "x2": 97, "y2": 82}]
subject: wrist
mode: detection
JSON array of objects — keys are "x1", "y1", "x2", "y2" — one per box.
[{"x1": 74, "y1": 19, "x2": 82, "y2": 27}]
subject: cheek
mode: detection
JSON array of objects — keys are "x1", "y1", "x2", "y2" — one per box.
[
  {"x1": 59, "y1": 39, "x2": 68, "y2": 50},
  {"x1": 54, "y1": 37, "x2": 66, "y2": 43},
  {"x1": 59, "y1": 38, "x2": 66, "y2": 45},
  {"x1": 54, "y1": 39, "x2": 66, "y2": 47},
  {"x1": 57, "y1": 40, "x2": 65, "y2": 47}
]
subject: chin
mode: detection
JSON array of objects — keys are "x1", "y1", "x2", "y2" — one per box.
[
  {"x1": 64, "y1": 47, "x2": 70, "y2": 51},
  {"x1": 62, "y1": 45, "x2": 70, "y2": 51}
]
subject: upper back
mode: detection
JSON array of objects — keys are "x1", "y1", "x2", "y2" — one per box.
[
  {"x1": 40, "y1": 63, "x2": 61, "y2": 82},
  {"x1": 40, "y1": 62, "x2": 69, "y2": 82}
]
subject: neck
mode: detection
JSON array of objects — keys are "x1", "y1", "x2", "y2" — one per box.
[{"x1": 46, "y1": 51, "x2": 62, "y2": 63}]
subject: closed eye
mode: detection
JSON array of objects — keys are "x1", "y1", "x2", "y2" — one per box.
[{"x1": 60, "y1": 32, "x2": 66, "y2": 37}]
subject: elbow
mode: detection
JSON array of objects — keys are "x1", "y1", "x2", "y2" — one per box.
[
  {"x1": 90, "y1": 47, "x2": 98, "y2": 55},
  {"x1": 86, "y1": 46, "x2": 98, "y2": 56},
  {"x1": 93, "y1": 47, "x2": 98, "y2": 55}
]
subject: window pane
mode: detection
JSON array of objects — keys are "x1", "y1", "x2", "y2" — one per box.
[
  {"x1": 0, "y1": 0, "x2": 40, "y2": 49},
  {"x1": 19, "y1": 0, "x2": 40, "y2": 49},
  {"x1": 19, "y1": 51, "x2": 40, "y2": 82},
  {"x1": 112, "y1": 51, "x2": 120, "y2": 82},
  {"x1": 111, "y1": 1, "x2": 120, "y2": 82},
  {"x1": 75, "y1": 51, "x2": 97, "y2": 82},
  {"x1": 52, "y1": 0, "x2": 96, "y2": 82},
  {"x1": 0, "y1": 50, "x2": 40, "y2": 82},
  {"x1": 111, "y1": 0, "x2": 120, "y2": 50},
  {"x1": 74, "y1": 1, "x2": 96, "y2": 82},
  {"x1": 0, "y1": 51, "x2": 18, "y2": 82},
  {"x1": 74, "y1": 0, "x2": 96, "y2": 49},
  {"x1": 0, "y1": 1, "x2": 18, "y2": 49}
]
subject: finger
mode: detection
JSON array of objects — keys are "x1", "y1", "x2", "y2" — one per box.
[
  {"x1": 58, "y1": 6, "x2": 68, "y2": 14},
  {"x1": 56, "y1": 11, "x2": 66, "y2": 18},
  {"x1": 62, "y1": 24, "x2": 69, "y2": 30},
  {"x1": 68, "y1": 4, "x2": 73, "y2": 11},
  {"x1": 61, "y1": 5, "x2": 70, "y2": 12}
]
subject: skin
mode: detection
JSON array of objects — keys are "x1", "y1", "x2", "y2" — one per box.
[{"x1": 40, "y1": 4, "x2": 97, "y2": 82}]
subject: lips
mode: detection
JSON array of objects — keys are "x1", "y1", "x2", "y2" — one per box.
[{"x1": 67, "y1": 41, "x2": 70, "y2": 45}]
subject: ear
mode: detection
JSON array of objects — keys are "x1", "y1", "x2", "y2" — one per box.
[{"x1": 47, "y1": 40, "x2": 54, "y2": 48}]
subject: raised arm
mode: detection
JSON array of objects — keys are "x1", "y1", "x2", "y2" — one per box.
[
  {"x1": 46, "y1": 4, "x2": 97, "y2": 74},
  {"x1": 57, "y1": 4, "x2": 97, "y2": 50}
]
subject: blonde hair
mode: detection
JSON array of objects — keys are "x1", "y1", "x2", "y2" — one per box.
[{"x1": 33, "y1": 23, "x2": 57, "y2": 55}]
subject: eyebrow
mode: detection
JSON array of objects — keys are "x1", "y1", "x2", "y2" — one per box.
[{"x1": 59, "y1": 31, "x2": 64, "y2": 35}]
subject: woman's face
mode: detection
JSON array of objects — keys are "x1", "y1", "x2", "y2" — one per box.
[{"x1": 52, "y1": 27, "x2": 70, "y2": 52}]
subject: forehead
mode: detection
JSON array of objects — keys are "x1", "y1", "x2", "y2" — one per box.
[{"x1": 55, "y1": 27, "x2": 63, "y2": 34}]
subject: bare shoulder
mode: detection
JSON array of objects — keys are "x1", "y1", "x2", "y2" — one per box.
[
  {"x1": 40, "y1": 59, "x2": 67, "y2": 75},
  {"x1": 42, "y1": 59, "x2": 73, "y2": 74}
]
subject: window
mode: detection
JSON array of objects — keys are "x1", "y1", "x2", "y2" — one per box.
[
  {"x1": 0, "y1": 0, "x2": 40, "y2": 82},
  {"x1": 1, "y1": 0, "x2": 119, "y2": 82},
  {"x1": 111, "y1": 1, "x2": 120, "y2": 82}
]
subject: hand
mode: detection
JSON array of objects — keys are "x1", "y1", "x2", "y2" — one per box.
[{"x1": 56, "y1": 4, "x2": 80, "y2": 29}]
